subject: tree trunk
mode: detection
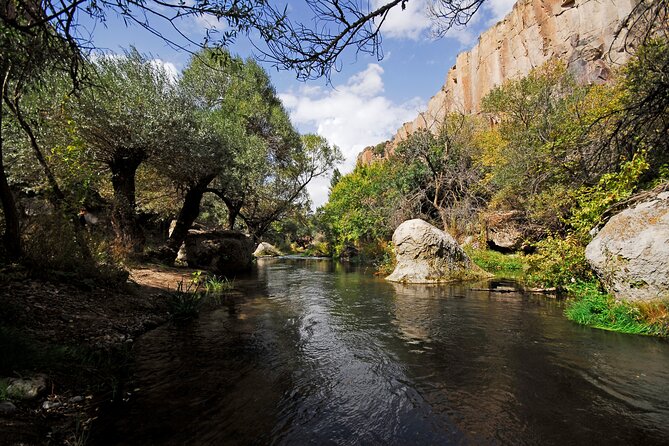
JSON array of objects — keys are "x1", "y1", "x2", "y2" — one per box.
[
  {"x1": 0, "y1": 100, "x2": 22, "y2": 260},
  {"x1": 159, "y1": 174, "x2": 216, "y2": 263},
  {"x1": 223, "y1": 198, "x2": 242, "y2": 230},
  {"x1": 110, "y1": 155, "x2": 145, "y2": 253}
]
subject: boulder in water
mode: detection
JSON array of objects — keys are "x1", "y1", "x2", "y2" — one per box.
[
  {"x1": 253, "y1": 242, "x2": 282, "y2": 257},
  {"x1": 386, "y1": 219, "x2": 490, "y2": 284},
  {"x1": 585, "y1": 191, "x2": 669, "y2": 301},
  {"x1": 183, "y1": 229, "x2": 254, "y2": 275}
]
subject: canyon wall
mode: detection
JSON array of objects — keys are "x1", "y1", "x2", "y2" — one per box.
[{"x1": 359, "y1": 0, "x2": 637, "y2": 165}]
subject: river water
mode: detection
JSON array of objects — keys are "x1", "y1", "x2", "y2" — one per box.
[{"x1": 93, "y1": 258, "x2": 669, "y2": 445}]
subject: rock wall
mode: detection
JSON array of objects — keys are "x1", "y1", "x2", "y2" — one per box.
[{"x1": 359, "y1": 0, "x2": 637, "y2": 164}]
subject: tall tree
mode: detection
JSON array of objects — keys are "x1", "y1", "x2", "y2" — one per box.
[{"x1": 73, "y1": 49, "x2": 189, "y2": 252}]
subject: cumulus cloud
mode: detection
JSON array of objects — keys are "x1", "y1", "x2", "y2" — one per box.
[
  {"x1": 279, "y1": 63, "x2": 425, "y2": 207},
  {"x1": 150, "y1": 58, "x2": 180, "y2": 83},
  {"x1": 374, "y1": 0, "x2": 432, "y2": 40}
]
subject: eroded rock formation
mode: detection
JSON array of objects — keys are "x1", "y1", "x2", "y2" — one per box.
[{"x1": 359, "y1": 0, "x2": 636, "y2": 163}]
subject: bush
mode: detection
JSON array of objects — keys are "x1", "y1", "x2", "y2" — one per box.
[{"x1": 526, "y1": 235, "x2": 593, "y2": 288}]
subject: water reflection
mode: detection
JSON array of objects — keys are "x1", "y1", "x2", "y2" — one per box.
[{"x1": 93, "y1": 259, "x2": 669, "y2": 445}]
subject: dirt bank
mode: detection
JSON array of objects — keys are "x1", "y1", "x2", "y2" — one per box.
[{"x1": 0, "y1": 264, "x2": 200, "y2": 445}]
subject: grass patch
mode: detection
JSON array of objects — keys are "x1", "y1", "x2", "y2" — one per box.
[
  {"x1": 564, "y1": 281, "x2": 669, "y2": 337},
  {"x1": 465, "y1": 248, "x2": 527, "y2": 279}
]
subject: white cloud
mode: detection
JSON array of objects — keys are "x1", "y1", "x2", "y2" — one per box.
[
  {"x1": 279, "y1": 63, "x2": 425, "y2": 207},
  {"x1": 150, "y1": 58, "x2": 179, "y2": 83},
  {"x1": 374, "y1": 0, "x2": 431, "y2": 40}
]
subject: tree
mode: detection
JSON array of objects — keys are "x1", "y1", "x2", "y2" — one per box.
[
  {"x1": 233, "y1": 134, "x2": 342, "y2": 242},
  {"x1": 394, "y1": 113, "x2": 486, "y2": 235},
  {"x1": 72, "y1": 49, "x2": 189, "y2": 252},
  {"x1": 157, "y1": 48, "x2": 305, "y2": 260},
  {"x1": 1, "y1": 12, "x2": 90, "y2": 259}
]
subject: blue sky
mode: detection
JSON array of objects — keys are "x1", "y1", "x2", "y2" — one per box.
[{"x1": 78, "y1": 0, "x2": 516, "y2": 207}]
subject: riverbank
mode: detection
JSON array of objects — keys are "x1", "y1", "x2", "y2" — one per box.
[
  {"x1": 0, "y1": 264, "x2": 198, "y2": 445},
  {"x1": 465, "y1": 248, "x2": 669, "y2": 338}
]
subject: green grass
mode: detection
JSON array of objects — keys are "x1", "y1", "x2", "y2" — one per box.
[
  {"x1": 465, "y1": 248, "x2": 527, "y2": 279},
  {"x1": 203, "y1": 275, "x2": 234, "y2": 294},
  {"x1": 564, "y1": 281, "x2": 669, "y2": 337}
]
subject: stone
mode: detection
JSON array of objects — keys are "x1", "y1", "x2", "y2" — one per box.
[
  {"x1": 6, "y1": 375, "x2": 47, "y2": 400},
  {"x1": 485, "y1": 211, "x2": 524, "y2": 252},
  {"x1": 183, "y1": 229, "x2": 254, "y2": 275},
  {"x1": 68, "y1": 396, "x2": 84, "y2": 403},
  {"x1": 585, "y1": 192, "x2": 669, "y2": 301},
  {"x1": 42, "y1": 400, "x2": 61, "y2": 410},
  {"x1": 0, "y1": 401, "x2": 17, "y2": 415},
  {"x1": 386, "y1": 219, "x2": 490, "y2": 284},
  {"x1": 253, "y1": 242, "x2": 282, "y2": 257}
]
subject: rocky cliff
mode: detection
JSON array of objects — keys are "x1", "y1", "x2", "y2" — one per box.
[{"x1": 359, "y1": 0, "x2": 636, "y2": 165}]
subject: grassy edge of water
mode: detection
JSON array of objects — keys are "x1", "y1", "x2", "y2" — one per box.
[
  {"x1": 563, "y1": 281, "x2": 669, "y2": 338},
  {"x1": 465, "y1": 248, "x2": 669, "y2": 338}
]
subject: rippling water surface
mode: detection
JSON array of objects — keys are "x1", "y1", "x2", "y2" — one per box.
[{"x1": 94, "y1": 258, "x2": 669, "y2": 445}]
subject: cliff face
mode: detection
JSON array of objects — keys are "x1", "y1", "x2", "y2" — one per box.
[{"x1": 358, "y1": 0, "x2": 636, "y2": 165}]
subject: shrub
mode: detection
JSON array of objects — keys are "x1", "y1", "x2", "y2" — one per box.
[{"x1": 526, "y1": 235, "x2": 593, "y2": 288}]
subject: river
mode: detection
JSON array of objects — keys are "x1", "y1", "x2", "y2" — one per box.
[{"x1": 92, "y1": 258, "x2": 669, "y2": 445}]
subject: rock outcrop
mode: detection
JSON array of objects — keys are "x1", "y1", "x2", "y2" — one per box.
[
  {"x1": 585, "y1": 191, "x2": 669, "y2": 302},
  {"x1": 484, "y1": 211, "x2": 525, "y2": 252},
  {"x1": 253, "y1": 242, "x2": 282, "y2": 257},
  {"x1": 359, "y1": 0, "x2": 637, "y2": 162},
  {"x1": 183, "y1": 229, "x2": 254, "y2": 275},
  {"x1": 386, "y1": 219, "x2": 490, "y2": 283}
]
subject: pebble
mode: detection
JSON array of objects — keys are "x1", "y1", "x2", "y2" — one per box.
[
  {"x1": 69, "y1": 396, "x2": 84, "y2": 403},
  {"x1": 0, "y1": 401, "x2": 17, "y2": 415},
  {"x1": 42, "y1": 400, "x2": 61, "y2": 410}
]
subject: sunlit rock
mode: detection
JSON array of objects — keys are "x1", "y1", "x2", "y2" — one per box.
[
  {"x1": 253, "y1": 242, "x2": 282, "y2": 257},
  {"x1": 585, "y1": 191, "x2": 669, "y2": 302},
  {"x1": 386, "y1": 219, "x2": 490, "y2": 284}
]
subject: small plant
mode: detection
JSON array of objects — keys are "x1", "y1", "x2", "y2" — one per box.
[
  {"x1": 203, "y1": 275, "x2": 234, "y2": 294},
  {"x1": 525, "y1": 235, "x2": 593, "y2": 288},
  {"x1": 167, "y1": 279, "x2": 203, "y2": 321}
]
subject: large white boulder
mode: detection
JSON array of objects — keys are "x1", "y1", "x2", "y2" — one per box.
[
  {"x1": 386, "y1": 219, "x2": 489, "y2": 284},
  {"x1": 585, "y1": 191, "x2": 669, "y2": 301},
  {"x1": 253, "y1": 242, "x2": 282, "y2": 257}
]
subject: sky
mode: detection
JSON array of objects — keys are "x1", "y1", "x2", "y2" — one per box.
[{"x1": 78, "y1": 0, "x2": 516, "y2": 208}]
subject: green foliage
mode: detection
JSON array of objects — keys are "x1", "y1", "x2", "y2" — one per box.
[
  {"x1": 618, "y1": 36, "x2": 669, "y2": 171},
  {"x1": 565, "y1": 281, "x2": 669, "y2": 337},
  {"x1": 526, "y1": 235, "x2": 593, "y2": 288},
  {"x1": 569, "y1": 151, "x2": 650, "y2": 239},
  {"x1": 0, "y1": 378, "x2": 8, "y2": 401},
  {"x1": 319, "y1": 161, "x2": 407, "y2": 257}
]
